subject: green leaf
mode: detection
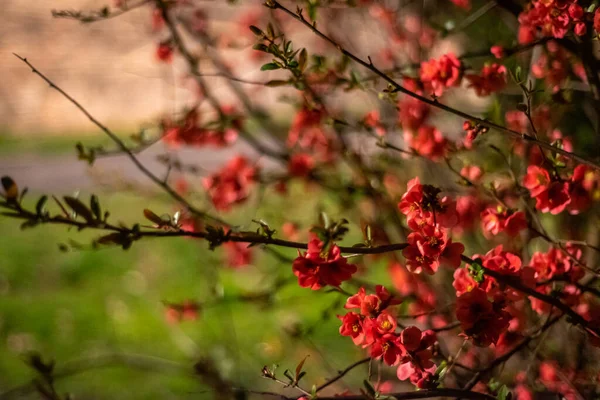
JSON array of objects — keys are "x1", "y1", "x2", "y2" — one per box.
[
  {"x1": 496, "y1": 385, "x2": 511, "y2": 400},
  {"x1": 35, "y1": 195, "x2": 48, "y2": 216},
  {"x1": 363, "y1": 379, "x2": 376, "y2": 396},
  {"x1": 63, "y1": 196, "x2": 95, "y2": 223},
  {"x1": 298, "y1": 48, "x2": 307, "y2": 72},
  {"x1": 90, "y1": 195, "x2": 102, "y2": 221},
  {"x1": 143, "y1": 209, "x2": 164, "y2": 225},
  {"x1": 261, "y1": 63, "x2": 281, "y2": 71},
  {"x1": 253, "y1": 43, "x2": 269, "y2": 53},
  {"x1": 249, "y1": 25, "x2": 264, "y2": 36},
  {"x1": 295, "y1": 355, "x2": 309, "y2": 381},
  {"x1": 265, "y1": 80, "x2": 289, "y2": 87}
]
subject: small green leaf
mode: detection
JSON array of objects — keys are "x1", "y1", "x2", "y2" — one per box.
[
  {"x1": 35, "y1": 195, "x2": 48, "y2": 216},
  {"x1": 363, "y1": 379, "x2": 376, "y2": 396},
  {"x1": 143, "y1": 209, "x2": 164, "y2": 225},
  {"x1": 253, "y1": 43, "x2": 269, "y2": 53},
  {"x1": 298, "y1": 48, "x2": 307, "y2": 72},
  {"x1": 261, "y1": 63, "x2": 281, "y2": 71},
  {"x1": 249, "y1": 25, "x2": 264, "y2": 36},
  {"x1": 265, "y1": 80, "x2": 289, "y2": 87},
  {"x1": 295, "y1": 355, "x2": 309, "y2": 381},
  {"x1": 63, "y1": 196, "x2": 95, "y2": 223},
  {"x1": 90, "y1": 195, "x2": 101, "y2": 221}
]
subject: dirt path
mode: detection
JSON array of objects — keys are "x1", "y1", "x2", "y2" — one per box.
[{"x1": 0, "y1": 140, "x2": 281, "y2": 193}]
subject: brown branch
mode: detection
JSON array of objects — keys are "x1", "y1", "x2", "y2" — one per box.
[
  {"x1": 0, "y1": 352, "x2": 192, "y2": 400},
  {"x1": 311, "y1": 388, "x2": 497, "y2": 400},
  {"x1": 51, "y1": 0, "x2": 150, "y2": 23},
  {"x1": 462, "y1": 254, "x2": 600, "y2": 335},
  {"x1": 12, "y1": 53, "x2": 226, "y2": 226},
  {"x1": 462, "y1": 314, "x2": 562, "y2": 390},
  {"x1": 267, "y1": 1, "x2": 600, "y2": 171},
  {"x1": 316, "y1": 357, "x2": 371, "y2": 393},
  {"x1": 156, "y1": 0, "x2": 288, "y2": 162}
]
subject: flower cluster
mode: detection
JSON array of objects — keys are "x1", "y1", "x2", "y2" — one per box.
[
  {"x1": 480, "y1": 206, "x2": 527, "y2": 237},
  {"x1": 399, "y1": 177, "x2": 464, "y2": 274},
  {"x1": 292, "y1": 239, "x2": 357, "y2": 290},
  {"x1": 164, "y1": 300, "x2": 201, "y2": 324},
  {"x1": 339, "y1": 286, "x2": 437, "y2": 387},
  {"x1": 455, "y1": 288, "x2": 511, "y2": 346},
  {"x1": 462, "y1": 121, "x2": 489, "y2": 149},
  {"x1": 518, "y1": 0, "x2": 589, "y2": 42},
  {"x1": 523, "y1": 165, "x2": 598, "y2": 215},
  {"x1": 419, "y1": 53, "x2": 463, "y2": 97},
  {"x1": 287, "y1": 106, "x2": 337, "y2": 162},
  {"x1": 465, "y1": 63, "x2": 507, "y2": 97},
  {"x1": 203, "y1": 156, "x2": 258, "y2": 211},
  {"x1": 162, "y1": 107, "x2": 240, "y2": 148}
]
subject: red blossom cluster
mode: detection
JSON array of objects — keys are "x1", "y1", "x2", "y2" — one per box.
[
  {"x1": 480, "y1": 206, "x2": 527, "y2": 237},
  {"x1": 162, "y1": 107, "x2": 240, "y2": 148},
  {"x1": 339, "y1": 286, "x2": 437, "y2": 387},
  {"x1": 287, "y1": 106, "x2": 337, "y2": 162},
  {"x1": 462, "y1": 121, "x2": 489, "y2": 149},
  {"x1": 292, "y1": 239, "x2": 358, "y2": 290},
  {"x1": 523, "y1": 165, "x2": 598, "y2": 215},
  {"x1": 453, "y1": 245, "x2": 537, "y2": 345},
  {"x1": 518, "y1": 0, "x2": 589, "y2": 42},
  {"x1": 164, "y1": 300, "x2": 201, "y2": 324},
  {"x1": 203, "y1": 156, "x2": 258, "y2": 211},
  {"x1": 456, "y1": 288, "x2": 511, "y2": 347},
  {"x1": 465, "y1": 63, "x2": 507, "y2": 97},
  {"x1": 399, "y1": 177, "x2": 465, "y2": 274},
  {"x1": 419, "y1": 53, "x2": 463, "y2": 97}
]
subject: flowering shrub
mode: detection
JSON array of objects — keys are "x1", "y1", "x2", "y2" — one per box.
[{"x1": 4, "y1": 0, "x2": 600, "y2": 398}]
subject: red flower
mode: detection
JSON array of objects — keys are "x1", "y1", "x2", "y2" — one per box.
[
  {"x1": 370, "y1": 333, "x2": 403, "y2": 366},
  {"x1": 164, "y1": 300, "x2": 201, "y2": 324},
  {"x1": 292, "y1": 239, "x2": 357, "y2": 290},
  {"x1": 453, "y1": 267, "x2": 478, "y2": 296},
  {"x1": 345, "y1": 285, "x2": 398, "y2": 316},
  {"x1": 449, "y1": 0, "x2": 471, "y2": 9},
  {"x1": 402, "y1": 225, "x2": 465, "y2": 274},
  {"x1": 405, "y1": 125, "x2": 449, "y2": 160},
  {"x1": 397, "y1": 327, "x2": 437, "y2": 387},
  {"x1": 480, "y1": 207, "x2": 527, "y2": 237},
  {"x1": 398, "y1": 177, "x2": 459, "y2": 230},
  {"x1": 156, "y1": 41, "x2": 173, "y2": 63},
  {"x1": 419, "y1": 53, "x2": 463, "y2": 97},
  {"x1": 529, "y1": 245, "x2": 583, "y2": 282},
  {"x1": 162, "y1": 108, "x2": 238, "y2": 148},
  {"x1": 398, "y1": 96, "x2": 430, "y2": 132},
  {"x1": 480, "y1": 245, "x2": 522, "y2": 274},
  {"x1": 466, "y1": 63, "x2": 507, "y2": 96},
  {"x1": 523, "y1": 166, "x2": 551, "y2": 196},
  {"x1": 490, "y1": 45, "x2": 505, "y2": 59},
  {"x1": 456, "y1": 288, "x2": 511, "y2": 346},
  {"x1": 288, "y1": 153, "x2": 315, "y2": 178},
  {"x1": 223, "y1": 241, "x2": 253, "y2": 268},
  {"x1": 202, "y1": 156, "x2": 258, "y2": 211},
  {"x1": 453, "y1": 195, "x2": 483, "y2": 235},
  {"x1": 567, "y1": 165, "x2": 595, "y2": 214},
  {"x1": 534, "y1": 181, "x2": 571, "y2": 214},
  {"x1": 287, "y1": 106, "x2": 336, "y2": 161},
  {"x1": 338, "y1": 312, "x2": 365, "y2": 345},
  {"x1": 363, "y1": 110, "x2": 386, "y2": 136},
  {"x1": 595, "y1": 8, "x2": 600, "y2": 33}
]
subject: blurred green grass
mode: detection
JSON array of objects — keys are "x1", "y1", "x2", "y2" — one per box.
[{"x1": 0, "y1": 166, "x2": 376, "y2": 398}]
